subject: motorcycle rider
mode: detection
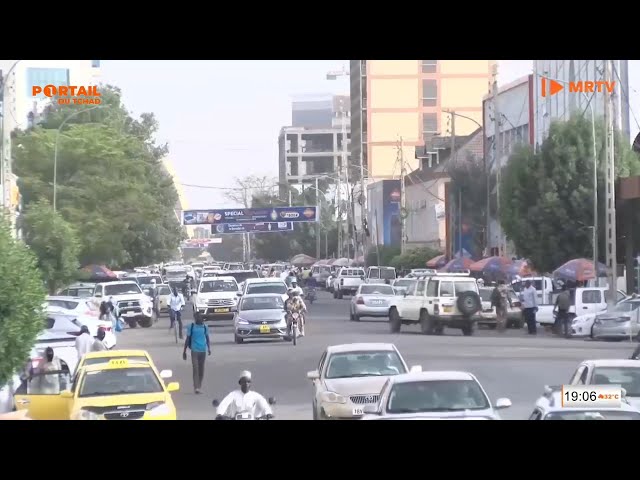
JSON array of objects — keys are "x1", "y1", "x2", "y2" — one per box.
[
  {"x1": 284, "y1": 286, "x2": 307, "y2": 337},
  {"x1": 215, "y1": 371, "x2": 274, "y2": 420}
]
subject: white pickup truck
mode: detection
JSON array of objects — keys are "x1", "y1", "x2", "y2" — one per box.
[
  {"x1": 193, "y1": 276, "x2": 239, "y2": 321},
  {"x1": 534, "y1": 287, "x2": 627, "y2": 325},
  {"x1": 92, "y1": 281, "x2": 154, "y2": 328},
  {"x1": 366, "y1": 266, "x2": 397, "y2": 285},
  {"x1": 332, "y1": 267, "x2": 366, "y2": 299}
]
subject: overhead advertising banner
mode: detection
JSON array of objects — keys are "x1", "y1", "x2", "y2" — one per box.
[
  {"x1": 183, "y1": 206, "x2": 317, "y2": 225},
  {"x1": 211, "y1": 222, "x2": 294, "y2": 234}
]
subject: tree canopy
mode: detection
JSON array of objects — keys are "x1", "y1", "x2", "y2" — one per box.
[
  {"x1": 0, "y1": 219, "x2": 47, "y2": 386},
  {"x1": 22, "y1": 199, "x2": 81, "y2": 294},
  {"x1": 13, "y1": 85, "x2": 183, "y2": 269},
  {"x1": 500, "y1": 115, "x2": 640, "y2": 273}
]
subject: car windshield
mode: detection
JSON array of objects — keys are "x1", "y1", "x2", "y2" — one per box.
[
  {"x1": 71, "y1": 288, "x2": 93, "y2": 298},
  {"x1": 592, "y1": 367, "x2": 640, "y2": 396},
  {"x1": 455, "y1": 282, "x2": 478, "y2": 294},
  {"x1": 157, "y1": 286, "x2": 172, "y2": 295},
  {"x1": 247, "y1": 283, "x2": 287, "y2": 295},
  {"x1": 394, "y1": 280, "x2": 415, "y2": 287},
  {"x1": 241, "y1": 296, "x2": 284, "y2": 310},
  {"x1": 360, "y1": 285, "x2": 394, "y2": 295},
  {"x1": 545, "y1": 410, "x2": 640, "y2": 420},
  {"x1": 612, "y1": 301, "x2": 640, "y2": 313},
  {"x1": 227, "y1": 271, "x2": 260, "y2": 283},
  {"x1": 79, "y1": 367, "x2": 163, "y2": 397},
  {"x1": 200, "y1": 280, "x2": 238, "y2": 293},
  {"x1": 104, "y1": 283, "x2": 142, "y2": 295},
  {"x1": 386, "y1": 380, "x2": 490, "y2": 413},
  {"x1": 47, "y1": 299, "x2": 80, "y2": 310},
  {"x1": 325, "y1": 351, "x2": 407, "y2": 379},
  {"x1": 379, "y1": 269, "x2": 396, "y2": 280},
  {"x1": 82, "y1": 355, "x2": 148, "y2": 366},
  {"x1": 135, "y1": 275, "x2": 162, "y2": 285}
]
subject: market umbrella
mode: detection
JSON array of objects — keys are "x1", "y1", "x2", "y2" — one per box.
[
  {"x1": 426, "y1": 254, "x2": 448, "y2": 269},
  {"x1": 290, "y1": 254, "x2": 316, "y2": 267},
  {"x1": 315, "y1": 259, "x2": 329, "y2": 265},
  {"x1": 80, "y1": 264, "x2": 118, "y2": 281},
  {"x1": 439, "y1": 257, "x2": 474, "y2": 273},
  {"x1": 552, "y1": 258, "x2": 607, "y2": 283},
  {"x1": 333, "y1": 257, "x2": 350, "y2": 267},
  {"x1": 508, "y1": 259, "x2": 537, "y2": 278},
  {"x1": 470, "y1": 256, "x2": 512, "y2": 280}
]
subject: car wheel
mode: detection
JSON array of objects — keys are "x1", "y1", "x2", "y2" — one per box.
[
  {"x1": 333, "y1": 290, "x2": 338, "y2": 299},
  {"x1": 461, "y1": 323, "x2": 475, "y2": 336},
  {"x1": 349, "y1": 309, "x2": 354, "y2": 321},
  {"x1": 389, "y1": 308, "x2": 401, "y2": 333},
  {"x1": 139, "y1": 317, "x2": 153, "y2": 328},
  {"x1": 419, "y1": 310, "x2": 434, "y2": 335},
  {"x1": 353, "y1": 313, "x2": 360, "y2": 322},
  {"x1": 312, "y1": 403, "x2": 318, "y2": 420},
  {"x1": 434, "y1": 325, "x2": 444, "y2": 335},
  {"x1": 234, "y1": 335, "x2": 243, "y2": 344},
  {"x1": 319, "y1": 408, "x2": 329, "y2": 420},
  {"x1": 126, "y1": 319, "x2": 138, "y2": 328},
  {"x1": 337, "y1": 290, "x2": 343, "y2": 299}
]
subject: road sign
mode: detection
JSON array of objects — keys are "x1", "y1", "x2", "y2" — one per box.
[
  {"x1": 211, "y1": 222, "x2": 294, "y2": 234},
  {"x1": 183, "y1": 206, "x2": 317, "y2": 225}
]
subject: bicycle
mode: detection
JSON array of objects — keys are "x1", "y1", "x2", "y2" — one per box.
[
  {"x1": 287, "y1": 312, "x2": 301, "y2": 346},
  {"x1": 169, "y1": 309, "x2": 182, "y2": 344}
]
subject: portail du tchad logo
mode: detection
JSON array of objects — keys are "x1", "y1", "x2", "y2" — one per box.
[{"x1": 32, "y1": 85, "x2": 101, "y2": 105}]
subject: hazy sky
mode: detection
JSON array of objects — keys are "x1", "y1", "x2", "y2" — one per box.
[{"x1": 101, "y1": 60, "x2": 639, "y2": 209}]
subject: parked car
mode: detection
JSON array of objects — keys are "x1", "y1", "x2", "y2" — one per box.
[
  {"x1": 56, "y1": 283, "x2": 96, "y2": 298},
  {"x1": 477, "y1": 288, "x2": 523, "y2": 329},
  {"x1": 572, "y1": 295, "x2": 636, "y2": 338},
  {"x1": 591, "y1": 298, "x2": 640, "y2": 340},
  {"x1": 361, "y1": 371, "x2": 511, "y2": 420},
  {"x1": 535, "y1": 287, "x2": 627, "y2": 326}
]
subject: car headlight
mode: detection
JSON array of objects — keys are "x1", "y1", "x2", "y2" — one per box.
[
  {"x1": 237, "y1": 318, "x2": 249, "y2": 325},
  {"x1": 73, "y1": 409, "x2": 101, "y2": 420},
  {"x1": 146, "y1": 401, "x2": 172, "y2": 417},
  {"x1": 319, "y1": 391, "x2": 347, "y2": 404}
]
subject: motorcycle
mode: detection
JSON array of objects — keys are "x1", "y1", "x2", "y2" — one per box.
[
  {"x1": 212, "y1": 397, "x2": 276, "y2": 420},
  {"x1": 286, "y1": 311, "x2": 302, "y2": 346},
  {"x1": 304, "y1": 287, "x2": 316, "y2": 304}
]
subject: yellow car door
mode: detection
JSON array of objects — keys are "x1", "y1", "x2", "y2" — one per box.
[{"x1": 14, "y1": 370, "x2": 73, "y2": 420}]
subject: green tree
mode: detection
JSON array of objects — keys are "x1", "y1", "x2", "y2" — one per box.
[
  {"x1": 0, "y1": 219, "x2": 47, "y2": 386},
  {"x1": 13, "y1": 85, "x2": 183, "y2": 268},
  {"x1": 447, "y1": 152, "x2": 495, "y2": 256},
  {"x1": 500, "y1": 116, "x2": 640, "y2": 273},
  {"x1": 390, "y1": 247, "x2": 441, "y2": 271},
  {"x1": 22, "y1": 199, "x2": 81, "y2": 294},
  {"x1": 366, "y1": 246, "x2": 401, "y2": 267}
]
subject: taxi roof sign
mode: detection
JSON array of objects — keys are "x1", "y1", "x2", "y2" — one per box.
[{"x1": 108, "y1": 359, "x2": 129, "y2": 367}]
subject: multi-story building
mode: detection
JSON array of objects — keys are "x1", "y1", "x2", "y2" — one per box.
[
  {"x1": 161, "y1": 158, "x2": 192, "y2": 237},
  {"x1": 483, "y1": 75, "x2": 534, "y2": 254},
  {"x1": 349, "y1": 60, "x2": 494, "y2": 181},
  {"x1": 0, "y1": 60, "x2": 101, "y2": 236},
  {"x1": 278, "y1": 94, "x2": 351, "y2": 194}
]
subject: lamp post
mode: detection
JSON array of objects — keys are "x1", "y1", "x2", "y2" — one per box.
[
  {"x1": 53, "y1": 104, "x2": 105, "y2": 212},
  {"x1": 535, "y1": 73, "x2": 598, "y2": 268},
  {"x1": 1, "y1": 60, "x2": 21, "y2": 218}
]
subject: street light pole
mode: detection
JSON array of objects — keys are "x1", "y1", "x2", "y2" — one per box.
[
  {"x1": 53, "y1": 104, "x2": 105, "y2": 212},
  {"x1": 1, "y1": 60, "x2": 21, "y2": 218}
]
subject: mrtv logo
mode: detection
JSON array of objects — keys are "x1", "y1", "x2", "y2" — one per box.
[
  {"x1": 32, "y1": 85, "x2": 101, "y2": 105},
  {"x1": 541, "y1": 77, "x2": 615, "y2": 97}
]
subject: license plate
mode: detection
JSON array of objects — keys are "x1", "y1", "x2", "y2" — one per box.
[
  {"x1": 352, "y1": 408, "x2": 364, "y2": 416},
  {"x1": 259, "y1": 325, "x2": 270, "y2": 334},
  {"x1": 214, "y1": 308, "x2": 230, "y2": 313},
  {"x1": 372, "y1": 300, "x2": 384, "y2": 305},
  {"x1": 443, "y1": 306, "x2": 453, "y2": 313},
  {"x1": 123, "y1": 312, "x2": 137, "y2": 317}
]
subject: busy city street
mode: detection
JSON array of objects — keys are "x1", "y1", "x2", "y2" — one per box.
[{"x1": 115, "y1": 290, "x2": 635, "y2": 420}]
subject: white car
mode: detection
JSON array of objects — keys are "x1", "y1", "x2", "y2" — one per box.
[
  {"x1": 92, "y1": 281, "x2": 154, "y2": 328},
  {"x1": 350, "y1": 283, "x2": 395, "y2": 321},
  {"x1": 307, "y1": 343, "x2": 421, "y2": 420},
  {"x1": 46, "y1": 297, "x2": 116, "y2": 348},
  {"x1": 239, "y1": 278, "x2": 289, "y2": 302},
  {"x1": 193, "y1": 276, "x2": 239, "y2": 321},
  {"x1": 569, "y1": 359, "x2": 640, "y2": 409},
  {"x1": 361, "y1": 371, "x2": 511, "y2": 420},
  {"x1": 572, "y1": 297, "x2": 638, "y2": 338}
]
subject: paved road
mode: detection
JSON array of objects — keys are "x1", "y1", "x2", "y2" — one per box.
[{"x1": 117, "y1": 291, "x2": 636, "y2": 419}]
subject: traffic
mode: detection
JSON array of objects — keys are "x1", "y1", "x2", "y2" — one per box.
[{"x1": 2, "y1": 260, "x2": 640, "y2": 420}]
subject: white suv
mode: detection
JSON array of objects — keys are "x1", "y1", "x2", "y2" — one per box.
[{"x1": 388, "y1": 273, "x2": 482, "y2": 336}]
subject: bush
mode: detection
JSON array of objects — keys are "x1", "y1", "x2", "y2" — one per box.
[
  {"x1": 366, "y1": 246, "x2": 401, "y2": 267},
  {"x1": 0, "y1": 219, "x2": 47, "y2": 386}
]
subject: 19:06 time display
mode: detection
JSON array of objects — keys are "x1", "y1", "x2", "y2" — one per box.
[{"x1": 564, "y1": 391, "x2": 599, "y2": 403}]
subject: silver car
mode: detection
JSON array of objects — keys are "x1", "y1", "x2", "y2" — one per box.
[
  {"x1": 350, "y1": 284, "x2": 395, "y2": 321},
  {"x1": 361, "y1": 371, "x2": 511, "y2": 420},
  {"x1": 233, "y1": 294, "x2": 288, "y2": 344},
  {"x1": 592, "y1": 299, "x2": 640, "y2": 340}
]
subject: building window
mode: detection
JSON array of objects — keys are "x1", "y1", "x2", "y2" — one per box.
[
  {"x1": 422, "y1": 60, "x2": 437, "y2": 74},
  {"x1": 91, "y1": 60, "x2": 101, "y2": 68},
  {"x1": 26, "y1": 68, "x2": 69, "y2": 98},
  {"x1": 422, "y1": 80, "x2": 437, "y2": 107},
  {"x1": 423, "y1": 113, "x2": 438, "y2": 135}
]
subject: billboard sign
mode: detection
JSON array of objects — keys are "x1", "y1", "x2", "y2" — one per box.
[
  {"x1": 183, "y1": 206, "x2": 317, "y2": 225},
  {"x1": 211, "y1": 222, "x2": 294, "y2": 234}
]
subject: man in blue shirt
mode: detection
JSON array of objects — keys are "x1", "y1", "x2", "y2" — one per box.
[{"x1": 182, "y1": 316, "x2": 211, "y2": 394}]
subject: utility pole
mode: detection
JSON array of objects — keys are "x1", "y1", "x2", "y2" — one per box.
[
  {"x1": 450, "y1": 112, "x2": 457, "y2": 257},
  {"x1": 315, "y1": 176, "x2": 321, "y2": 259},
  {"x1": 604, "y1": 60, "x2": 618, "y2": 305},
  {"x1": 491, "y1": 64, "x2": 502, "y2": 256},
  {"x1": 337, "y1": 100, "x2": 347, "y2": 259},
  {"x1": 399, "y1": 136, "x2": 406, "y2": 254}
]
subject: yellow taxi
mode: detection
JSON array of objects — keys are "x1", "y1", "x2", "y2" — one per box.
[
  {"x1": 75, "y1": 349, "x2": 156, "y2": 372},
  {"x1": 14, "y1": 358, "x2": 179, "y2": 420}
]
